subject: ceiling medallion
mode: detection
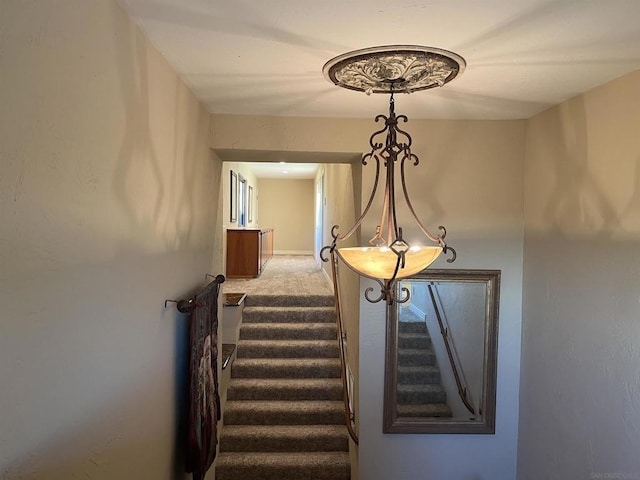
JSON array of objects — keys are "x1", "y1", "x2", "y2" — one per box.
[{"x1": 322, "y1": 45, "x2": 466, "y2": 95}]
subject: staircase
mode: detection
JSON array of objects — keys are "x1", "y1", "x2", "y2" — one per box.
[
  {"x1": 396, "y1": 317, "x2": 452, "y2": 418},
  {"x1": 215, "y1": 294, "x2": 351, "y2": 480}
]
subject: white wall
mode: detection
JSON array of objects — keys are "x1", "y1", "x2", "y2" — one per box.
[
  {"x1": 210, "y1": 113, "x2": 526, "y2": 480},
  {"x1": 0, "y1": 1, "x2": 219, "y2": 478},
  {"x1": 518, "y1": 70, "x2": 640, "y2": 479},
  {"x1": 258, "y1": 178, "x2": 314, "y2": 254}
]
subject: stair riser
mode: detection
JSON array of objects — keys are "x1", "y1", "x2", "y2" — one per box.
[
  {"x1": 231, "y1": 362, "x2": 341, "y2": 379},
  {"x1": 397, "y1": 390, "x2": 448, "y2": 404},
  {"x1": 398, "y1": 370, "x2": 441, "y2": 384},
  {"x1": 224, "y1": 408, "x2": 345, "y2": 426},
  {"x1": 398, "y1": 335, "x2": 432, "y2": 349},
  {"x1": 243, "y1": 309, "x2": 336, "y2": 323},
  {"x1": 398, "y1": 322, "x2": 428, "y2": 334},
  {"x1": 216, "y1": 463, "x2": 350, "y2": 480},
  {"x1": 238, "y1": 342, "x2": 340, "y2": 359},
  {"x1": 240, "y1": 325, "x2": 337, "y2": 341},
  {"x1": 219, "y1": 433, "x2": 348, "y2": 453},
  {"x1": 398, "y1": 351, "x2": 436, "y2": 366},
  {"x1": 245, "y1": 295, "x2": 335, "y2": 307},
  {"x1": 397, "y1": 404, "x2": 453, "y2": 418},
  {"x1": 227, "y1": 384, "x2": 343, "y2": 401}
]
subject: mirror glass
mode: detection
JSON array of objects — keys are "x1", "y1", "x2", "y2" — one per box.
[{"x1": 384, "y1": 269, "x2": 500, "y2": 434}]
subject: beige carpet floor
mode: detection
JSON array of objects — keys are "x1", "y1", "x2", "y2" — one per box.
[{"x1": 222, "y1": 255, "x2": 333, "y2": 297}]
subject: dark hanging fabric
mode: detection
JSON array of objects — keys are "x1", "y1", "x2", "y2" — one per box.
[{"x1": 186, "y1": 275, "x2": 225, "y2": 480}]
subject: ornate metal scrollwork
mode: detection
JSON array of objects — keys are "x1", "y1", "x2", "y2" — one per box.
[
  {"x1": 363, "y1": 279, "x2": 412, "y2": 304},
  {"x1": 364, "y1": 281, "x2": 387, "y2": 304},
  {"x1": 320, "y1": 225, "x2": 341, "y2": 263}
]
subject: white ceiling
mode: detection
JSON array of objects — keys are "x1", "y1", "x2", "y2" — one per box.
[
  {"x1": 215, "y1": 149, "x2": 360, "y2": 179},
  {"x1": 119, "y1": 0, "x2": 640, "y2": 120},
  {"x1": 245, "y1": 162, "x2": 319, "y2": 179}
]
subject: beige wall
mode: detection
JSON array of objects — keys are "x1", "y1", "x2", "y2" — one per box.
[
  {"x1": 319, "y1": 163, "x2": 361, "y2": 476},
  {"x1": 519, "y1": 70, "x2": 640, "y2": 479},
  {"x1": 0, "y1": 1, "x2": 219, "y2": 478},
  {"x1": 320, "y1": 162, "x2": 361, "y2": 373},
  {"x1": 258, "y1": 178, "x2": 314, "y2": 253},
  {"x1": 211, "y1": 113, "x2": 526, "y2": 479}
]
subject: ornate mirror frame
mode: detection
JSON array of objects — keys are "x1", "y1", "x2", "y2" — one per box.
[{"x1": 383, "y1": 269, "x2": 500, "y2": 434}]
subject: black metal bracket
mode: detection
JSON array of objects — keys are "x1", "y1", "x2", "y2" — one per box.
[
  {"x1": 164, "y1": 274, "x2": 226, "y2": 313},
  {"x1": 164, "y1": 298, "x2": 197, "y2": 313}
]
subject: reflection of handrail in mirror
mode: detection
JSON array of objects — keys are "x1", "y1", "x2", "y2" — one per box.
[
  {"x1": 430, "y1": 282, "x2": 482, "y2": 415},
  {"x1": 427, "y1": 283, "x2": 476, "y2": 415},
  {"x1": 429, "y1": 284, "x2": 477, "y2": 416},
  {"x1": 330, "y1": 250, "x2": 359, "y2": 445}
]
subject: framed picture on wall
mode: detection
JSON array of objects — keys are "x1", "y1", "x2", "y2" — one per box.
[
  {"x1": 248, "y1": 185, "x2": 253, "y2": 223},
  {"x1": 230, "y1": 170, "x2": 237, "y2": 222}
]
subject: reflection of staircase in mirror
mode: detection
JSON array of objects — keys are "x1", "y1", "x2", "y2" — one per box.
[{"x1": 397, "y1": 312, "x2": 452, "y2": 418}]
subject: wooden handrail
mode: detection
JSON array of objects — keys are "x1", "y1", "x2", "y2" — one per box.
[
  {"x1": 427, "y1": 283, "x2": 476, "y2": 416},
  {"x1": 330, "y1": 250, "x2": 359, "y2": 445}
]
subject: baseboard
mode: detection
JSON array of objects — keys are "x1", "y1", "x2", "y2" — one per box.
[{"x1": 274, "y1": 250, "x2": 314, "y2": 256}]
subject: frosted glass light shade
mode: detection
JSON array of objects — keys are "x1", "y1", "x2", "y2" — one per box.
[{"x1": 336, "y1": 246, "x2": 443, "y2": 280}]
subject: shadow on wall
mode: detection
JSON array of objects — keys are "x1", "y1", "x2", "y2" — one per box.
[
  {"x1": 543, "y1": 98, "x2": 619, "y2": 240},
  {"x1": 111, "y1": 5, "x2": 212, "y2": 252},
  {"x1": 544, "y1": 98, "x2": 640, "y2": 240},
  {"x1": 119, "y1": 1, "x2": 352, "y2": 117},
  {"x1": 112, "y1": 21, "x2": 165, "y2": 241}
]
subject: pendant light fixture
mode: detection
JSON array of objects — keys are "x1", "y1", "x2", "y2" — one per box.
[{"x1": 320, "y1": 46, "x2": 465, "y2": 305}]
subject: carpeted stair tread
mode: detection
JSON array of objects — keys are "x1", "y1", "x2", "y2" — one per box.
[
  {"x1": 243, "y1": 306, "x2": 336, "y2": 323},
  {"x1": 397, "y1": 403, "x2": 453, "y2": 418},
  {"x1": 398, "y1": 332, "x2": 432, "y2": 349},
  {"x1": 398, "y1": 321, "x2": 429, "y2": 334},
  {"x1": 398, "y1": 348, "x2": 437, "y2": 366},
  {"x1": 227, "y1": 378, "x2": 343, "y2": 401},
  {"x1": 237, "y1": 339, "x2": 340, "y2": 358},
  {"x1": 215, "y1": 452, "x2": 350, "y2": 480},
  {"x1": 240, "y1": 322, "x2": 337, "y2": 340},
  {"x1": 397, "y1": 383, "x2": 447, "y2": 404},
  {"x1": 245, "y1": 294, "x2": 335, "y2": 307},
  {"x1": 231, "y1": 358, "x2": 341, "y2": 378},
  {"x1": 397, "y1": 365, "x2": 442, "y2": 384},
  {"x1": 219, "y1": 425, "x2": 349, "y2": 452},
  {"x1": 223, "y1": 400, "x2": 346, "y2": 425}
]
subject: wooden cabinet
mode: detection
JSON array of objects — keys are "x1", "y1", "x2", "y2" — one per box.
[{"x1": 226, "y1": 229, "x2": 273, "y2": 278}]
